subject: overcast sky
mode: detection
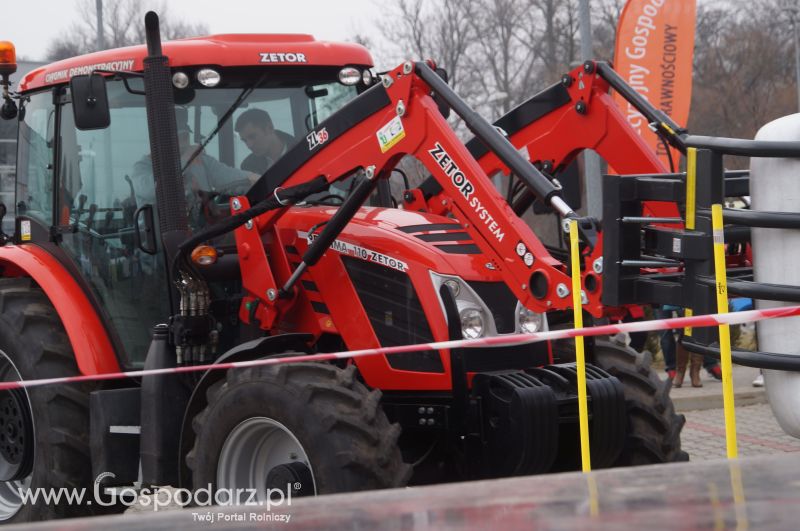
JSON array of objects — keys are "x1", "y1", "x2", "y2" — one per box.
[{"x1": 6, "y1": 0, "x2": 386, "y2": 63}]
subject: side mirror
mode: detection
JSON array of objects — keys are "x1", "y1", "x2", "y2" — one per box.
[{"x1": 69, "y1": 73, "x2": 110, "y2": 130}]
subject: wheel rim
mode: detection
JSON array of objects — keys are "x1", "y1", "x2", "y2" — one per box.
[
  {"x1": 0, "y1": 350, "x2": 33, "y2": 521},
  {"x1": 217, "y1": 417, "x2": 316, "y2": 503}
]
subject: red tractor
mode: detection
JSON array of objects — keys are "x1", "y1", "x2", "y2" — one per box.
[{"x1": 0, "y1": 13, "x2": 686, "y2": 523}]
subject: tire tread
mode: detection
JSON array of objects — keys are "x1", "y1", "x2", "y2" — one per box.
[{"x1": 592, "y1": 339, "x2": 686, "y2": 465}]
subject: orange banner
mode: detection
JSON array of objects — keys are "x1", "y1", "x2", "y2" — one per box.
[{"x1": 612, "y1": 0, "x2": 696, "y2": 170}]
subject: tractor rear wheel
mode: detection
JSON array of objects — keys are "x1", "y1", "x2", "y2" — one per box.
[
  {"x1": 592, "y1": 339, "x2": 689, "y2": 464},
  {"x1": 187, "y1": 362, "x2": 411, "y2": 501},
  {"x1": 0, "y1": 278, "x2": 101, "y2": 522}
]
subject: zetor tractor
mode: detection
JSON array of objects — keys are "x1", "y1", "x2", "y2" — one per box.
[{"x1": 0, "y1": 12, "x2": 685, "y2": 522}]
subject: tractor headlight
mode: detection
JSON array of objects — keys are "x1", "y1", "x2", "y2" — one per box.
[
  {"x1": 362, "y1": 69, "x2": 373, "y2": 86},
  {"x1": 338, "y1": 67, "x2": 361, "y2": 86},
  {"x1": 172, "y1": 71, "x2": 190, "y2": 89},
  {"x1": 460, "y1": 307, "x2": 485, "y2": 339},
  {"x1": 430, "y1": 272, "x2": 497, "y2": 338},
  {"x1": 197, "y1": 68, "x2": 221, "y2": 87},
  {"x1": 516, "y1": 301, "x2": 546, "y2": 334}
]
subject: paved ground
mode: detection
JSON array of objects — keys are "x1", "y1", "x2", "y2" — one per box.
[
  {"x1": 682, "y1": 403, "x2": 800, "y2": 460},
  {"x1": 657, "y1": 362, "x2": 800, "y2": 459}
]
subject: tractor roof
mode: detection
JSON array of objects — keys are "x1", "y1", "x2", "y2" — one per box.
[{"x1": 19, "y1": 33, "x2": 374, "y2": 92}]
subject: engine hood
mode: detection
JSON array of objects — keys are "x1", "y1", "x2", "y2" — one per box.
[{"x1": 275, "y1": 205, "x2": 504, "y2": 281}]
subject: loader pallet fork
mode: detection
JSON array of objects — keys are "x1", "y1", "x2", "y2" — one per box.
[{"x1": 602, "y1": 139, "x2": 800, "y2": 371}]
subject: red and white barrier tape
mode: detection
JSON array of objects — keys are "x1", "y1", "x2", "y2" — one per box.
[{"x1": 1, "y1": 305, "x2": 798, "y2": 391}]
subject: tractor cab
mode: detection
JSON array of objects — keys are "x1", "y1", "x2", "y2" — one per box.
[{"x1": 2, "y1": 35, "x2": 375, "y2": 369}]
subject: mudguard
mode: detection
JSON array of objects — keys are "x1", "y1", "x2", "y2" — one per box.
[{"x1": 0, "y1": 244, "x2": 120, "y2": 375}]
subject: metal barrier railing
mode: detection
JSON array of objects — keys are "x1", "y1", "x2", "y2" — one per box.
[{"x1": 602, "y1": 139, "x2": 800, "y2": 375}]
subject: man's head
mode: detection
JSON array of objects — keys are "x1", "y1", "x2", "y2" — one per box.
[{"x1": 235, "y1": 109, "x2": 276, "y2": 157}]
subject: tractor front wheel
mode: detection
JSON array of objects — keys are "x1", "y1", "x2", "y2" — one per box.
[
  {"x1": 187, "y1": 362, "x2": 411, "y2": 501},
  {"x1": 592, "y1": 339, "x2": 689, "y2": 464}
]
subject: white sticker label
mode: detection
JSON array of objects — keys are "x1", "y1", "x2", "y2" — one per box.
[
  {"x1": 299, "y1": 231, "x2": 408, "y2": 272},
  {"x1": 376, "y1": 116, "x2": 406, "y2": 153},
  {"x1": 44, "y1": 58, "x2": 135, "y2": 84},
  {"x1": 306, "y1": 127, "x2": 329, "y2": 150},
  {"x1": 20, "y1": 220, "x2": 31, "y2": 242},
  {"x1": 672, "y1": 237, "x2": 681, "y2": 254}
]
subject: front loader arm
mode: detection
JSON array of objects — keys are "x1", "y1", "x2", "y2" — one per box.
[
  {"x1": 406, "y1": 86, "x2": 572, "y2": 314},
  {"x1": 479, "y1": 63, "x2": 667, "y2": 178},
  {"x1": 408, "y1": 62, "x2": 676, "y2": 220},
  {"x1": 236, "y1": 61, "x2": 589, "y2": 330}
]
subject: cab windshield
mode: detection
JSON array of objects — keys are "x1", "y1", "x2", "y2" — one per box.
[{"x1": 58, "y1": 69, "x2": 360, "y2": 233}]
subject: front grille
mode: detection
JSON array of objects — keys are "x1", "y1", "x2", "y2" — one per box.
[
  {"x1": 342, "y1": 256, "x2": 443, "y2": 372},
  {"x1": 398, "y1": 223, "x2": 482, "y2": 255},
  {"x1": 397, "y1": 222, "x2": 463, "y2": 233},
  {"x1": 467, "y1": 281, "x2": 518, "y2": 334}
]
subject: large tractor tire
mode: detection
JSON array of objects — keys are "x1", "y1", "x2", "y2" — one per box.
[
  {"x1": 0, "y1": 278, "x2": 101, "y2": 522},
  {"x1": 592, "y1": 339, "x2": 689, "y2": 465},
  {"x1": 187, "y1": 362, "x2": 411, "y2": 501}
]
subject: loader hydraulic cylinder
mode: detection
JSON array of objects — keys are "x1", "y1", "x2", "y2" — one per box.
[
  {"x1": 281, "y1": 170, "x2": 380, "y2": 296},
  {"x1": 595, "y1": 61, "x2": 685, "y2": 150},
  {"x1": 415, "y1": 62, "x2": 574, "y2": 218}
]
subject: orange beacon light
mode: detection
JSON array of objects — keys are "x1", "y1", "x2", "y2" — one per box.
[{"x1": 0, "y1": 41, "x2": 16, "y2": 76}]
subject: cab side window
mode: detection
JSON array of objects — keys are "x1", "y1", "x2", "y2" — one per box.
[
  {"x1": 309, "y1": 82, "x2": 354, "y2": 126},
  {"x1": 16, "y1": 91, "x2": 55, "y2": 226}
]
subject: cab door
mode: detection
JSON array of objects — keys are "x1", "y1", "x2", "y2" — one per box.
[{"x1": 55, "y1": 80, "x2": 171, "y2": 368}]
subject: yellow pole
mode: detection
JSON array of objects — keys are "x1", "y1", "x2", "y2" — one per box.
[
  {"x1": 684, "y1": 147, "x2": 697, "y2": 336},
  {"x1": 711, "y1": 203, "x2": 738, "y2": 459},
  {"x1": 685, "y1": 148, "x2": 698, "y2": 230},
  {"x1": 569, "y1": 219, "x2": 592, "y2": 472}
]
